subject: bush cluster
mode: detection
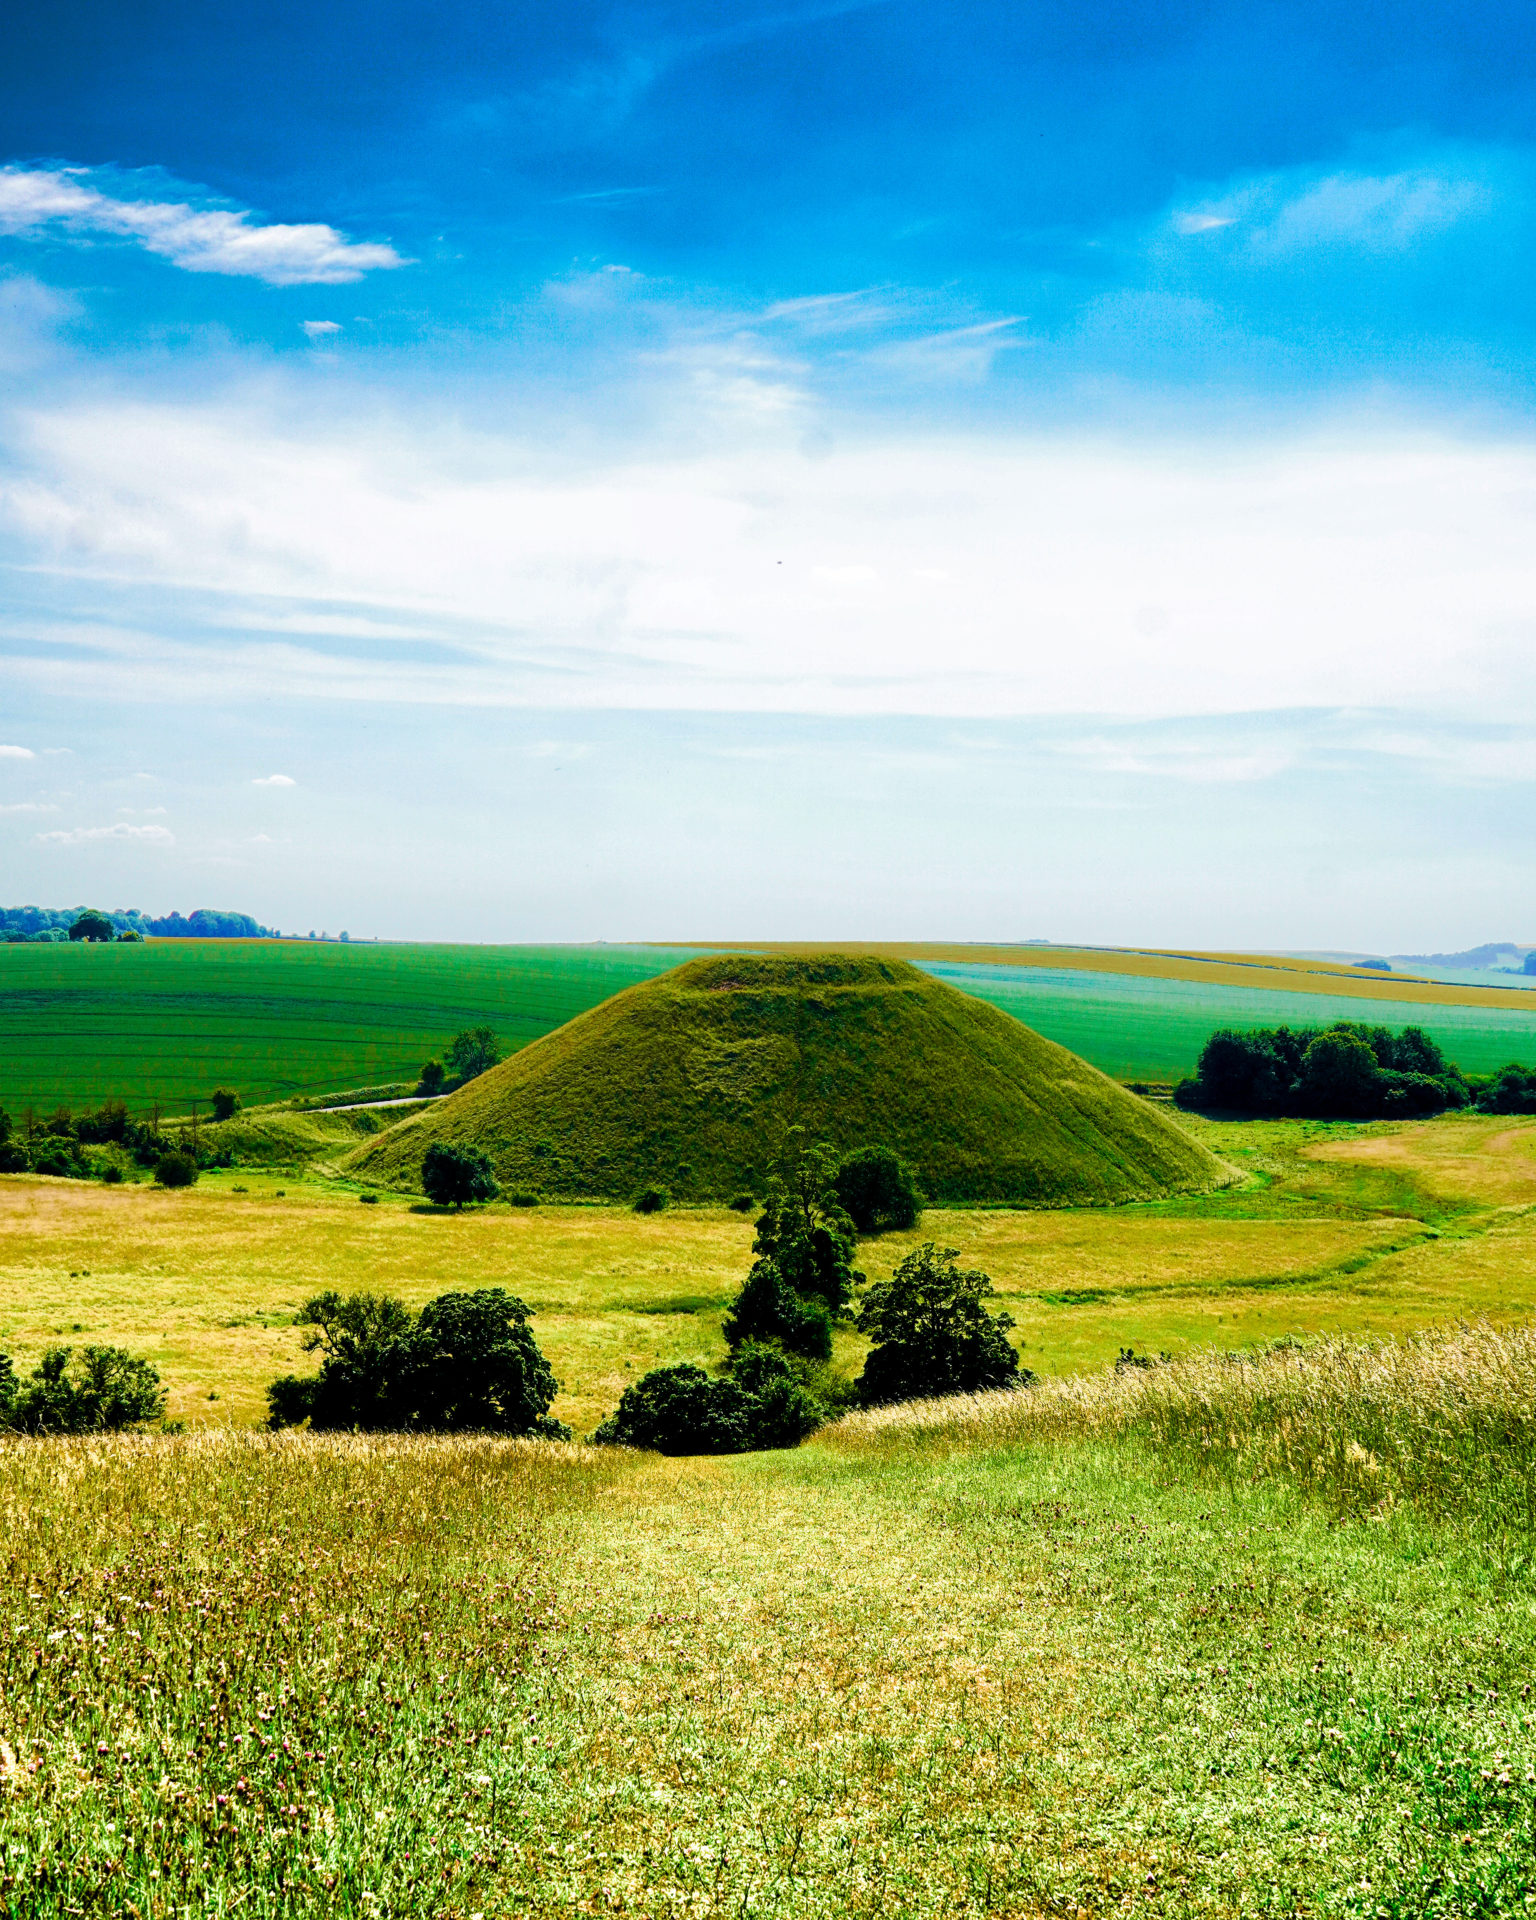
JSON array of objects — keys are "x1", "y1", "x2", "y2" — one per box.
[
  {"x1": 1176, "y1": 1022, "x2": 1468, "y2": 1118},
  {"x1": 420, "y1": 1142, "x2": 499, "y2": 1208},
  {"x1": 267, "y1": 1287, "x2": 569, "y2": 1437},
  {"x1": 592, "y1": 1343, "x2": 824, "y2": 1453},
  {"x1": 1472, "y1": 1063, "x2": 1536, "y2": 1114},
  {"x1": 0, "y1": 1345, "x2": 167, "y2": 1434},
  {"x1": 0, "y1": 1095, "x2": 244, "y2": 1180}
]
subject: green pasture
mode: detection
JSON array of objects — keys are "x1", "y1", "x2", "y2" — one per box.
[
  {"x1": 930, "y1": 958, "x2": 1536, "y2": 1080},
  {"x1": 0, "y1": 941, "x2": 689, "y2": 1112}
]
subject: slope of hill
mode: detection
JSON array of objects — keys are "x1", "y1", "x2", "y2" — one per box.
[{"x1": 346, "y1": 953, "x2": 1230, "y2": 1205}]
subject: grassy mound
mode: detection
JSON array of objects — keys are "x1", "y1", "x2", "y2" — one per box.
[{"x1": 346, "y1": 954, "x2": 1228, "y2": 1205}]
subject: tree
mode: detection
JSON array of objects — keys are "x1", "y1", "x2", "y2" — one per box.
[
  {"x1": 3, "y1": 1345, "x2": 166, "y2": 1434},
  {"x1": 723, "y1": 1134, "x2": 861, "y2": 1361},
  {"x1": 69, "y1": 910, "x2": 115, "y2": 943},
  {"x1": 445, "y1": 1026, "x2": 503, "y2": 1085},
  {"x1": 855, "y1": 1243, "x2": 1027, "y2": 1407},
  {"x1": 154, "y1": 1150, "x2": 198, "y2": 1188},
  {"x1": 417, "y1": 1058, "x2": 446, "y2": 1096},
  {"x1": 410, "y1": 1289, "x2": 564, "y2": 1435},
  {"x1": 833, "y1": 1146, "x2": 921, "y2": 1234},
  {"x1": 421, "y1": 1142, "x2": 499, "y2": 1209},
  {"x1": 722, "y1": 1258, "x2": 833, "y2": 1360},
  {"x1": 268, "y1": 1289, "x2": 415, "y2": 1429},
  {"x1": 210, "y1": 1088, "x2": 241, "y2": 1122},
  {"x1": 592, "y1": 1363, "x2": 751, "y2": 1454},
  {"x1": 267, "y1": 1287, "x2": 567, "y2": 1435},
  {"x1": 116, "y1": 928, "x2": 144, "y2": 942},
  {"x1": 1298, "y1": 1030, "x2": 1382, "y2": 1117}
]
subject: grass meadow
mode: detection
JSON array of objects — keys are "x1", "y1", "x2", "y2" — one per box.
[{"x1": 7, "y1": 1323, "x2": 1536, "y2": 1917}]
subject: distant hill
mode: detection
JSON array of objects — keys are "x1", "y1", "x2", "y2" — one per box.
[
  {"x1": 346, "y1": 952, "x2": 1231, "y2": 1205},
  {"x1": 1, "y1": 905, "x2": 277, "y2": 941},
  {"x1": 1391, "y1": 943, "x2": 1526, "y2": 969}
]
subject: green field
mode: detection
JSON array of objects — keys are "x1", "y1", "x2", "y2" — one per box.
[
  {"x1": 0, "y1": 941, "x2": 690, "y2": 1112},
  {"x1": 6, "y1": 940, "x2": 1536, "y2": 1121},
  {"x1": 933, "y1": 959, "x2": 1536, "y2": 1080}
]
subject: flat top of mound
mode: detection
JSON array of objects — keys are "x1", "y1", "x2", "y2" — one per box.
[{"x1": 347, "y1": 952, "x2": 1230, "y2": 1206}]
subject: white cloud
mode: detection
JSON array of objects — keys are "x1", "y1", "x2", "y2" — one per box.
[
  {"x1": 0, "y1": 743, "x2": 35, "y2": 758},
  {"x1": 0, "y1": 168, "x2": 405, "y2": 286},
  {"x1": 35, "y1": 821, "x2": 174, "y2": 844},
  {"x1": 253, "y1": 773, "x2": 296, "y2": 786},
  {"x1": 0, "y1": 801, "x2": 57, "y2": 814},
  {"x1": 302, "y1": 320, "x2": 342, "y2": 340},
  {"x1": 9, "y1": 396, "x2": 1536, "y2": 724},
  {"x1": 116, "y1": 805, "x2": 168, "y2": 816},
  {"x1": 1172, "y1": 163, "x2": 1491, "y2": 258}
]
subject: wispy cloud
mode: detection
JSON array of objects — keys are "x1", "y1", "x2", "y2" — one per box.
[
  {"x1": 0, "y1": 167, "x2": 406, "y2": 286},
  {"x1": 0, "y1": 743, "x2": 35, "y2": 758},
  {"x1": 0, "y1": 801, "x2": 58, "y2": 814},
  {"x1": 302, "y1": 320, "x2": 342, "y2": 340},
  {"x1": 253, "y1": 773, "x2": 296, "y2": 786},
  {"x1": 1171, "y1": 161, "x2": 1494, "y2": 260},
  {"x1": 35, "y1": 821, "x2": 174, "y2": 844}
]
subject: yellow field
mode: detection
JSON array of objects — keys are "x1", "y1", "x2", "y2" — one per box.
[
  {"x1": 5, "y1": 1110, "x2": 1536, "y2": 1433},
  {"x1": 670, "y1": 938, "x2": 1536, "y2": 1009}
]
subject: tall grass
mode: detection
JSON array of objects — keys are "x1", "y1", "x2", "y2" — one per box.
[
  {"x1": 827, "y1": 1320, "x2": 1536, "y2": 1544},
  {"x1": 0, "y1": 1430, "x2": 621, "y2": 1919}
]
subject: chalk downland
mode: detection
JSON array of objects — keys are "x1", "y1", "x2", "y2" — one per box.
[{"x1": 345, "y1": 953, "x2": 1231, "y2": 1206}]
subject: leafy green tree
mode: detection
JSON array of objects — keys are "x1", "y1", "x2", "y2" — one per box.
[
  {"x1": 726, "y1": 1341, "x2": 824, "y2": 1448},
  {"x1": 210, "y1": 1088, "x2": 241, "y2": 1122},
  {"x1": 749, "y1": 1133, "x2": 862, "y2": 1318},
  {"x1": 421, "y1": 1142, "x2": 499, "y2": 1209},
  {"x1": 3, "y1": 1345, "x2": 167, "y2": 1434},
  {"x1": 68, "y1": 910, "x2": 116, "y2": 943},
  {"x1": 410, "y1": 1289, "x2": 566, "y2": 1436},
  {"x1": 855, "y1": 1243, "x2": 1027, "y2": 1407},
  {"x1": 1298, "y1": 1030, "x2": 1382, "y2": 1117},
  {"x1": 267, "y1": 1290, "x2": 415, "y2": 1429},
  {"x1": 591, "y1": 1364, "x2": 751, "y2": 1454},
  {"x1": 444, "y1": 1026, "x2": 503, "y2": 1085},
  {"x1": 722, "y1": 1258, "x2": 832, "y2": 1360},
  {"x1": 417, "y1": 1058, "x2": 446, "y2": 1096},
  {"x1": 833, "y1": 1146, "x2": 922, "y2": 1234},
  {"x1": 154, "y1": 1150, "x2": 198, "y2": 1188}
]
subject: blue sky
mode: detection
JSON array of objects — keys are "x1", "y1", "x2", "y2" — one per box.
[{"x1": 2, "y1": 0, "x2": 1536, "y2": 942}]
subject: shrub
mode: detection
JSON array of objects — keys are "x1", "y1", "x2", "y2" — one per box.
[
  {"x1": 417, "y1": 1058, "x2": 446, "y2": 1096},
  {"x1": 359, "y1": 1190, "x2": 378, "y2": 1204},
  {"x1": 856, "y1": 1242, "x2": 1030, "y2": 1407},
  {"x1": 722, "y1": 1259, "x2": 833, "y2": 1361},
  {"x1": 154, "y1": 1151, "x2": 198, "y2": 1188},
  {"x1": 421, "y1": 1142, "x2": 499, "y2": 1209},
  {"x1": 1475, "y1": 1063, "x2": 1536, "y2": 1114},
  {"x1": 728, "y1": 1192, "x2": 756, "y2": 1212},
  {"x1": 832, "y1": 1145, "x2": 921, "y2": 1234},
  {"x1": 631, "y1": 1186, "x2": 668, "y2": 1214},
  {"x1": 592, "y1": 1364, "x2": 752, "y2": 1454},
  {"x1": 266, "y1": 1287, "x2": 567, "y2": 1437},
  {"x1": 508, "y1": 1190, "x2": 540, "y2": 1207},
  {"x1": 210, "y1": 1088, "x2": 241, "y2": 1122},
  {"x1": 101, "y1": 1163, "x2": 124, "y2": 1185},
  {"x1": 2, "y1": 1345, "x2": 167, "y2": 1434}
]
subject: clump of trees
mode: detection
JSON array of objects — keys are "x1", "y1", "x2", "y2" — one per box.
[
  {"x1": 1472, "y1": 1064, "x2": 1536, "y2": 1114},
  {"x1": 412, "y1": 1027, "x2": 503, "y2": 1100},
  {"x1": 267, "y1": 1287, "x2": 568, "y2": 1437},
  {"x1": 421, "y1": 1142, "x2": 499, "y2": 1209},
  {"x1": 594, "y1": 1134, "x2": 1026, "y2": 1455},
  {"x1": 1176, "y1": 1023, "x2": 1469, "y2": 1118},
  {"x1": 0, "y1": 1345, "x2": 167, "y2": 1434}
]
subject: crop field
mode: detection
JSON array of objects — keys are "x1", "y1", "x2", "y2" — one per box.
[
  {"x1": 4, "y1": 1111, "x2": 1536, "y2": 1433},
  {"x1": 0, "y1": 941, "x2": 691, "y2": 1112}
]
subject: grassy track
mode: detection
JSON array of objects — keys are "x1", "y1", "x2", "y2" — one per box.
[
  {"x1": 0, "y1": 941, "x2": 688, "y2": 1111},
  {"x1": 7, "y1": 1327, "x2": 1536, "y2": 1917},
  {"x1": 5, "y1": 1112, "x2": 1536, "y2": 1431}
]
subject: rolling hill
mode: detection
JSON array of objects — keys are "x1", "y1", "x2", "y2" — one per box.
[{"x1": 345, "y1": 953, "x2": 1230, "y2": 1205}]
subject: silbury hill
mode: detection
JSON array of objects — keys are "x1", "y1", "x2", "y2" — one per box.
[{"x1": 346, "y1": 953, "x2": 1229, "y2": 1205}]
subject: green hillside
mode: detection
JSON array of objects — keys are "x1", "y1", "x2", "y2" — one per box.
[{"x1": 346, "y1": 953, "x2": 1230, "y2": 1204}]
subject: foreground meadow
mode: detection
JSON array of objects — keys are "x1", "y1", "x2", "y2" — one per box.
[
  {"x1": 6, "y1": 1112, "x2": 1536, "y2": 1428},
  {"x1": 5, "y1": 1323, "x2": 1536, "y2": 1918}
]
